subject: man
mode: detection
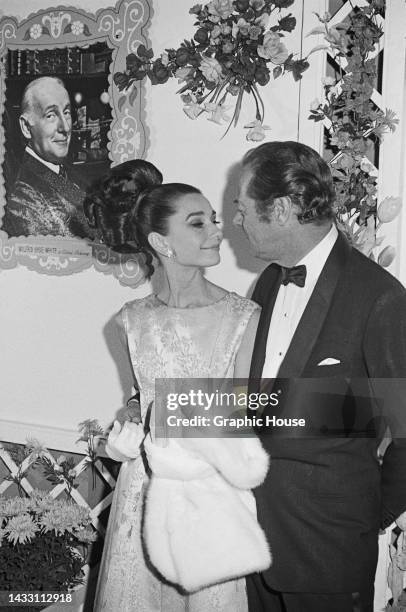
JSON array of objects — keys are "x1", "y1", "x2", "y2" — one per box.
[
  {"x1": 233, "y1": 141, "x2": 406, "y2": 612},
  {"x1": 2, "y1": 76, "x2": 92, "y2": 238}
]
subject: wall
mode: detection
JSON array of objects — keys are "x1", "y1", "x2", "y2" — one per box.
[{"x1": 0, "y1": 0, "x2": 310, "y2": 444}]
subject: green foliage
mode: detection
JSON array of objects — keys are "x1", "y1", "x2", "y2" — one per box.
[
  {"x1": 113, "y1": 0, "x2": 308, "y2": 138},
  {"x1": 0, "y1": 532, "x2": 84, "y2": 591},
  {"x1": 308, "y1": 3, "x2": 398, "y2": 234},
  {"x1": 0, "y1": 491, "x2": 96, "y2": 593}
]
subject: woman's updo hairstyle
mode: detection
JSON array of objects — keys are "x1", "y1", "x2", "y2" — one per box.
[
  {"x1": 84, "y1": 160, "x2": 162, "y2": 276},
  {"x1": 84, "y1": 160, "x2": 200, "y2": 277},
  {"x1": 243, "y1": 141, "x2": 335, "y2": 224}
]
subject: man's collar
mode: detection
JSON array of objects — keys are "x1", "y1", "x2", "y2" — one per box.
[
  {"x1": 26, "y1": 147, "x2": 61, "y2": 175},
  {"x1": 297, "y1": 223, "x2": 339, "y2": 286}
]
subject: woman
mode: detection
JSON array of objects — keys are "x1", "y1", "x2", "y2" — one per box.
[{"x1": 86, "y1": 161, "x2": 268, "y2": 611}]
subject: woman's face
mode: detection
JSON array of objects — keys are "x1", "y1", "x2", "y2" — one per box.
[{"x1": 164, "y1": 192, "x2": 223, "y2": 268}]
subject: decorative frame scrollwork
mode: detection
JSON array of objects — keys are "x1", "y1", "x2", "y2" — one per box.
[{"x1": 0, "y1": 0, "x2": 152, "y2": 285}]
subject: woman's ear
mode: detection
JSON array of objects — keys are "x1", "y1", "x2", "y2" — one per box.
[{"x1": 148, "y1": 232, "x2": 171, "y2": 258}]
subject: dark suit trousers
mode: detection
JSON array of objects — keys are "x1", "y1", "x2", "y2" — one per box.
[{"x1": 246, "y1": 573, "x2": 374, "y2": 612}]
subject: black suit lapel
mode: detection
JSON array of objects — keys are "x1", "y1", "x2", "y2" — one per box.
[
  {"x1": 249, "y1": 264, "x2": 282, "y2": 386},
  {"x1": 278, "y1": 232, "x2": 351, "y2": 378}
]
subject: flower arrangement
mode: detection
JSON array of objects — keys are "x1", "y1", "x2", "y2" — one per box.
[
  {"x1": 0, "y1": 490, "x2": 96, "y2": 593},
  {"x1": 307, "y1": 2, "x2": 402, "y2": 265},
  {"x1": 114, "y1": 0, "x2": 309, "y2": 140},
  {"x1": 0, "y1": 421, "x2": 107, "y2": 598}
]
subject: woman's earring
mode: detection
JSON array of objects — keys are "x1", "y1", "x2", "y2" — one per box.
[{"x1": 167, "y1": 249, "x2": 174, "y2": 258}]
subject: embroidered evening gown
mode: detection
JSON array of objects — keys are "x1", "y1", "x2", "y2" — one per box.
[{"x1": 94, "y1": 292, "x2": 259, "y2": 612}]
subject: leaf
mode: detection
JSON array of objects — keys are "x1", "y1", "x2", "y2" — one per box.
[
  {"x1": 306, "y1": 26, "x2": 326, "y2": 37},
  {"x1": 291, "y1": 60, "x2": 310, "y2": 81},
  {"x1": 129, "y1": 85, "x2": 138, "y2": 106},
  {"x1": 117, "y1": 95, "x2": 126, "y2": 113},
  {"x1": 114, "y1": 71, "x2": 130, "y2": 91},
  {"x1": 137, "y1": 44, "x2": 154, "y2": 59},
  {"x1": 42, "y1": 27, "x2": 50, "y2": 36},
  {"x1": 63, "y1": 24, "x2": 72, "y2": 34},
  {"x1": 273, "y1": 65, "x2": 283, "y2": 79},
  {"x1": 23, "y1": 29, "x2": 31, "y2": 41},
  {"x1": 83, "y1": 24, "x2": 91, "y2": 37},
  {"x1": 307, "y1": 44, "x2": 330, "y2": 57}
]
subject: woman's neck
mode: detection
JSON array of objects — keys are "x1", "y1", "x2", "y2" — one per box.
[{"x1": 157, "y1": 267, "x2": 221, "y2": 308}]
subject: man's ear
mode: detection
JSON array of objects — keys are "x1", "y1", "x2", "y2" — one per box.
[
  {"x1": 19, "y1": 114, "x2": 32, "y2": 140},
  {"x1": 148, "y1": 232, "x2": 170, "y2": 257},
  {"x1": 273, "y1": 196, "x2": 293, "y2": 225}
]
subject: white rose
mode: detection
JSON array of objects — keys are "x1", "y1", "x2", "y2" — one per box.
[
  {"x1": 208, "y1": 0, "x2": 234, "y2": 19},
  {"x1": 200, "y1": 57, "x2": 223, "y2": 84},
  {"x1": 257, "y1": 31, "x2": 289, "y2": 64}
]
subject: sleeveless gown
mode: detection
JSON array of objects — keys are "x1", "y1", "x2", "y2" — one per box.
[{"x1": 94, "y1": 292, "x2": 259, "y2": 612}]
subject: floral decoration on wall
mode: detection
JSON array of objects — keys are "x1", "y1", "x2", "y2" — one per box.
[
  {"x1": 308, "y1": 2, "x2": 402, "y2": 266},
  {"x1": 0, "y1": 423, "x2": 106, "y2": 593},
  {"x1": 114, "y1": 0, "x2": 309, "y2": 140}
]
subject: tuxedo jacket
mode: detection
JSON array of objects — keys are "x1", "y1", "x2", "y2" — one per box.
[
  {"x1": 1, "y1": 153, "x2": 93, "y2": 239},
  {"x1": 250, "y1": 231, "x2": 406, "y2": 593}
]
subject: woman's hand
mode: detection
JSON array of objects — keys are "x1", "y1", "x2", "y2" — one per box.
[{"x1": 105, "y1": 420, "x2": 145, "y2": 462}]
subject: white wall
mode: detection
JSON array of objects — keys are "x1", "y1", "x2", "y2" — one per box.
[{"x1": 0, "y1": 0, "x2": 305, "y2": 439}]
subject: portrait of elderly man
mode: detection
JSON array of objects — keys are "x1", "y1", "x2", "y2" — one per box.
[{"x1": 1, "y1": 76, "x2": 93, "y2": 239}]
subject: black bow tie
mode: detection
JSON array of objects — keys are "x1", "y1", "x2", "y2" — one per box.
[{"x1": 280, "y1": 264, "x2": 307, "y2": 288}]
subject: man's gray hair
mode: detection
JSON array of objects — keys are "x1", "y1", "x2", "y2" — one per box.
[{"x1": 20, "y1": 76, "x2": 67, "y2": 117}]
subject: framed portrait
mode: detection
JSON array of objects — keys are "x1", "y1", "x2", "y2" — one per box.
[{"x1": 0, "y1": 0, "x2": 152, "y2": 285}]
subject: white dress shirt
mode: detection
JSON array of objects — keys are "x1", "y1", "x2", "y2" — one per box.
[
  {"x1": 262, "y1": 224, "x2": 339, "y2": 379},
  {"x1": 26, "y1": 146, "x2": 61, "y2": 174}
]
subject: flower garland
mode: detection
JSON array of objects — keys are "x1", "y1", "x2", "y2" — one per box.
[
  {"x1": 114, "y1": 0, "x2": 309, "y2": 140},
  {"x1": 308, "y1": 2, "x2": 402, "y2": 265}
]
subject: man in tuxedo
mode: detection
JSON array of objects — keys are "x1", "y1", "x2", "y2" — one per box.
[
  {"x1": 2, "y1": 76, "x2": 92, "y2": 238},
  {"x1": 233, "y1": 141, "x2": 406, "y2": 611}
]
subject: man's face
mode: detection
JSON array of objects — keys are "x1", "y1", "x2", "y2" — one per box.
[
  {"x1": 24, "y1": 82, "x2": 72, "y2": 164},
  {"x1": 233, "y1": 168, "x2": 283, "y2": 262}
]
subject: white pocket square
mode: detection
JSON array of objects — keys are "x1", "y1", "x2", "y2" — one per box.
[{"x1": 317, "y1": 358, "x2": 341, "y2": 366}]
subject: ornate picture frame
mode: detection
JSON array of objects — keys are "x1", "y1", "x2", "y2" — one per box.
[{"x1": 0, "y1": 0, "x2": 151, "y2": 285}]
